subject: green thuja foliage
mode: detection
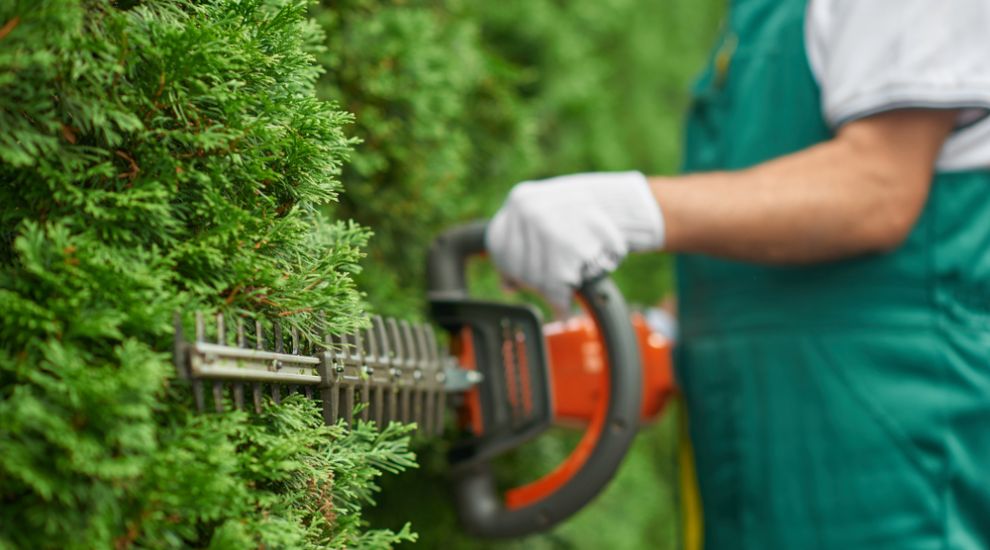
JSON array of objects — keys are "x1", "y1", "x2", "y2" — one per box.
[
  {"x1": 0, "y1": 1, "x2": 414, "y2": 548},
  {"x1": 312, "y1": 0, "x2": 536, "y2": 318}
]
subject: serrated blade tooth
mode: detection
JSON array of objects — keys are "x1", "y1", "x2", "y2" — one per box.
[
  {"x1": 252, "y1": 319, "x2": 264, "y2": 413},
  {"x1": 288, "y1": 327, "x2": 301, "y2": 396},
  {"x1": 369, "y1": 318, "x2": 385, "y2": 428},
  {"x1": 343, "y1": 383, "x2": 355, "y2": 426},
  {"x1": 192, "y1": 312, "x2": 206, "y2": 412},
  {"x1": 413, "y1": 324, "x2": 429, "y2": 433},
  {"x1": 210, "y1": 313, "x2": 226, "y2": 413},
  {"x1": 400, "y1": 321, "x2": 417, "y2": 427},
  {"x1": 271, "y1": 321, "x2": 283, "y2": 404},
  {"x1": 425, "y1": 324, "x2": 444, "y2": 436},
  {"x1": 232, "y1": 319, "x2": 246, "y2": 410},
  {"x1": 386, "y1": 318, "x2": 404, "y2": 425},
  {"x1": 360, "y1": 325, "x2": 373, "y2": 423}
]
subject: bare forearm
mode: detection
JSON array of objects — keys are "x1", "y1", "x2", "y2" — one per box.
[
  {"x1": 649, "y1": 110, "x2": 956, "y2": 263},
  {"x1": 649, "y1": 140, "x2": 914, "y2": 263}
]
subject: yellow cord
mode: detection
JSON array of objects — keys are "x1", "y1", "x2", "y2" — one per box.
[{"x1": 678, "y1": 396, "x2": 703, "y2": 550}]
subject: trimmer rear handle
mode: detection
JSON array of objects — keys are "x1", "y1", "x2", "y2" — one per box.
[{"x1": 427, "y1": 221, "x2": 642, "y2": 539}]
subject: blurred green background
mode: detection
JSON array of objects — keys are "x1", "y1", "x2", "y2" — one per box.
[{"x1": 313, "y1": 0, "x2": 725, "y2": 547}]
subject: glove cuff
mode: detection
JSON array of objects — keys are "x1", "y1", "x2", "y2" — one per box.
[{"x1": 608, "y1": 171, "x2": 666, "y2": 252}]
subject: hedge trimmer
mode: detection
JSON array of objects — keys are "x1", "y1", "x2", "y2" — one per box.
[{"x1": 173, "y1": 221, "x2": 674, "y2": 539}]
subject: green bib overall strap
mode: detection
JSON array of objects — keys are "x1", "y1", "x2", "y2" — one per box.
[{"x1": 677, "y1": 0, "x2": 990, "y2": 548}]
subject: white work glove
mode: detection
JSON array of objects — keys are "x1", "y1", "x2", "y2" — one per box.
[{"x1": 486, "y1": 171, "x2": 665, "y2": 311}]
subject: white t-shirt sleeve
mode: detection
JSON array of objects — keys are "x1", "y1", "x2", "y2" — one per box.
[{"x1": 807, "y1": 0, "x2": 990, "y2": 137}]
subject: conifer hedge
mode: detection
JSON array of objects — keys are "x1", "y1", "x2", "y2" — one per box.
[
  {"x1": 313, "y1": 0, "x2": 536, "y2": 318},
  {"x1": 0, "y1": 1, "x2": 415, "y2": 548}
]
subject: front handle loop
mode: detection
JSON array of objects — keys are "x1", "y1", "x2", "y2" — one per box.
[{"x1": 428, "y1": 221, "x2": 642, "y2": 539}]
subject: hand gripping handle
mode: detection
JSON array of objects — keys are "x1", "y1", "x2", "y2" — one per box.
[{"x1": 428, "y1": 221, "x2": 642, "y2": 538}]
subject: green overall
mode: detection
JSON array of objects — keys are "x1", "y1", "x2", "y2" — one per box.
[{"x1": 676, "y1": 0, "x2": 990, "y2": 548}]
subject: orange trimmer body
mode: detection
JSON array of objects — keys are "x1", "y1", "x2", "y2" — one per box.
[{"x1": 544, "y1": 313, "x2": 674, "y2": 425}]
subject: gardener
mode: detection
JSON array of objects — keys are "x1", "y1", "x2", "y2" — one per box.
[{"x1": 486, "y1": 0, "x2": 990, "y2": 548}]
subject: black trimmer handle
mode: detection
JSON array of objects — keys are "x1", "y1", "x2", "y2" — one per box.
[
  {"x1": 428, "y1": 221, "x2": 642, "y2": 539},
  {"x1": 427, "y1": 219, "x2": 488, "y2": 298}
]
